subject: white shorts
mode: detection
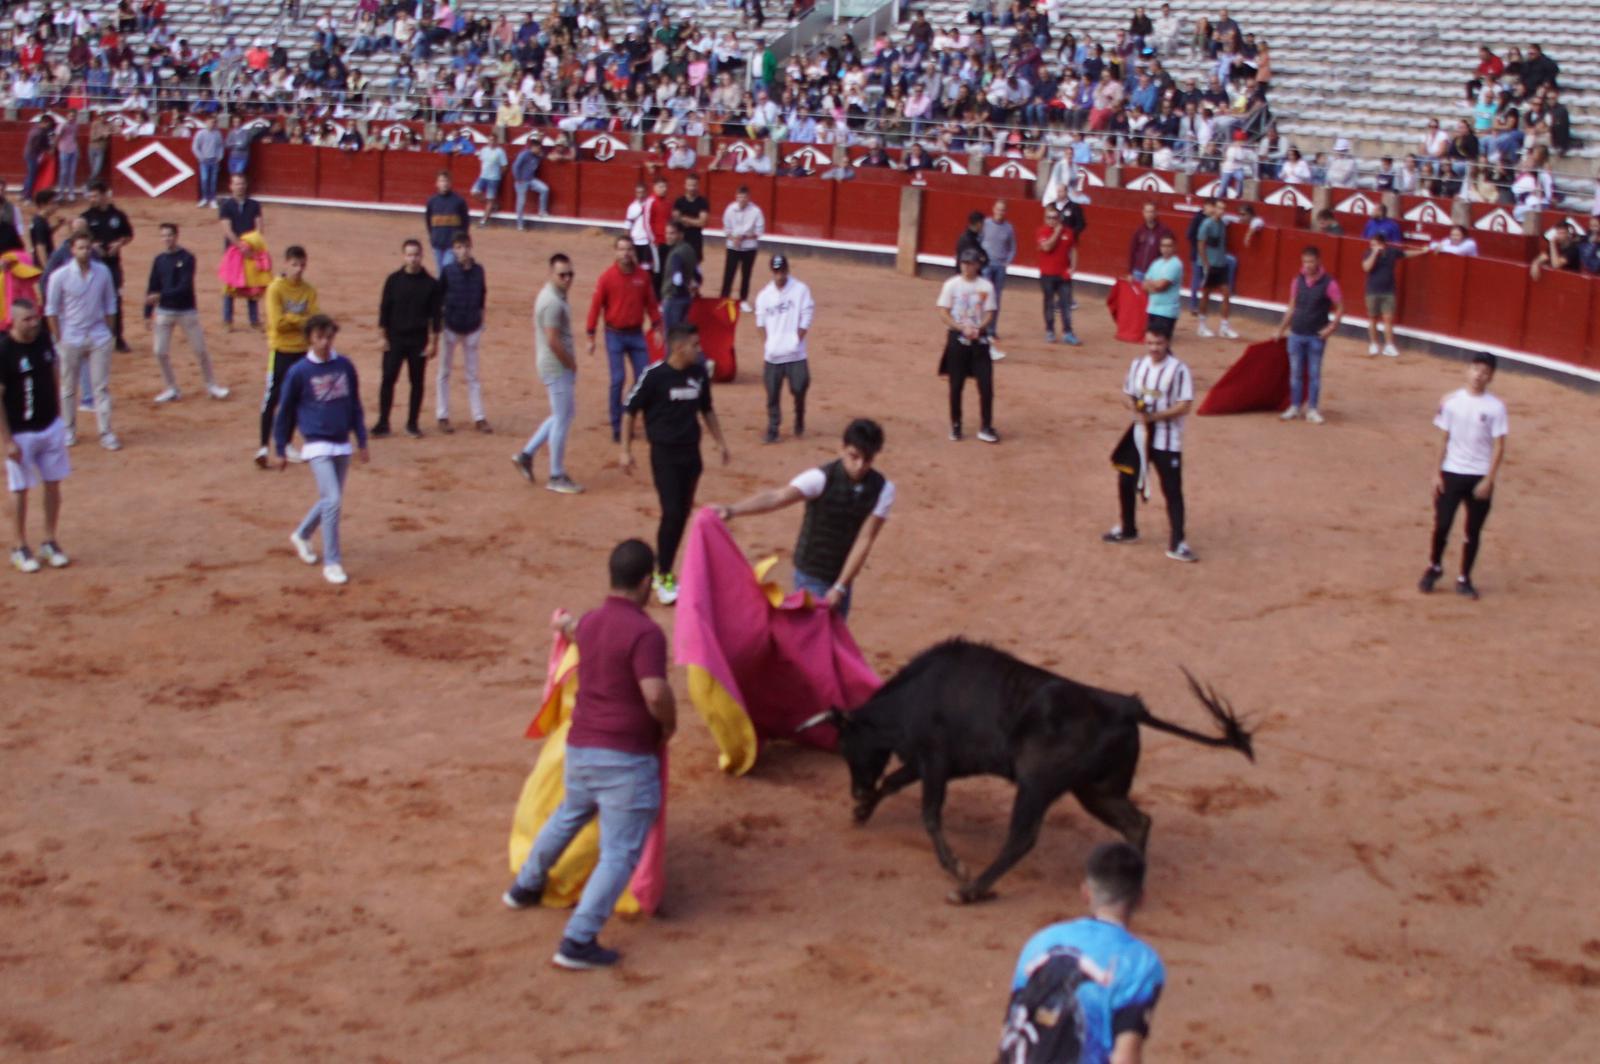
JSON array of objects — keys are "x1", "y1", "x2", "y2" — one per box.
[{"x1": 6, "y1": 419, "x2": 72, "y2": 492}]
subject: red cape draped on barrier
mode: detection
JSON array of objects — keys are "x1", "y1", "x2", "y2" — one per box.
[
  {"x1": 1197, "y1": 339, "x2": 1292, "y2": 415},
  {"x1": 1106, "y1": 279, "x2": 1149, "y2": 343}
]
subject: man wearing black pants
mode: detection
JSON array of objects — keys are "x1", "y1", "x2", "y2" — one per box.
[
  {"x1": 621, "y1": 324, "x2": 731, "y2": 606},
  {"x1": 1104, "y1": 330, "x2": 1197, "y2": 562},
  {"x1": 936, "y1": 248, "x2": 999, "y2": 442},
  {"x1": 1420, "y1": 352, "x2": 1507, "y2": 600},
  {"x1": 80, "y1": 182, "x2": 133, "y2": 353},
  {"x1": 374, "y1": 238, "x2": 442, "y2": 438},
  {"x1": 719, "y1": 185, "x2": 764, "y2": 312}
]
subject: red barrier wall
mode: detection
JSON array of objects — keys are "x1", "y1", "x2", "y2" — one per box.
[{"x1": 251, "y1": 143, "x2": 318, "y2": 199}]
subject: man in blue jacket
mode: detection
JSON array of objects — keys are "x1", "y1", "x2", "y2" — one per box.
[
  {"x1": 436, "y1": 233, "x2": 490, "y2": 434},
  {"x1": 423, "y1": 170, "x2": 470, "y2": 272},
  {"x1": 275, "y1": 314, "x2": 368, "y2": 586}
]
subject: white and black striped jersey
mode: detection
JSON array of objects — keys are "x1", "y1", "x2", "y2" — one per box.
[{"x1": 1123, "y1": 354, "x2": 1195, "y2": 452}]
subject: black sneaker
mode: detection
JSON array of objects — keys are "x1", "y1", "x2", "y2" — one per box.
[
  {"x1": 511, "y1": 452, "x2": 535, "y2": 483},
  {"x1": 1101, "y1": 527, "x2": 1139, "y2": 544},
  {"x1": 405, "y1": 425, "x2": 423, "y2": 438},
  {"x1": 437, "y1": 419, "x2": 454, "y2": 434},
  {"x1": 949, "y1": 425, "x2": 962, "y2": 441},
  {"x1": 1418, "y1": 565, "x2": 1442, "y2": 593},
  {"x1": 551, "y1": 937, "x2": 620, "y2": 971},
  {"x1": 1455, "y1": 576, "x2": 1479, "y2": 601},
  {"x1": 763, "y1": 428, "x2": 779, "y2": 444},
  {"x1": 501, "y1": 882, "x2": 542, "y2": 910},
  {"x1": 370, "y1": 424, "x2": 391, "y2": 438}
]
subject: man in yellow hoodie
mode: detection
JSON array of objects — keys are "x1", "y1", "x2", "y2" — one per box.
[{"x1": 256, "y1": 245, "x2": 319, "y2": 467}]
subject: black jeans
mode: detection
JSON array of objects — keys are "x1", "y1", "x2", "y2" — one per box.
[
  {"x1": 1040, "y1": 275, "x2": 1073, "y2": 334},
  {"x1": 105, "y1": 256, "x2": 125, "y2": 346},
  {"x1": 721, "y1": 247, "x2": 756, "y2": 302},
  {"x1": 763, "y1": 359, "x2": 810, "y2": 434},
  {"x1": 650, "y1": 444, "x2": 702, "y2": 575},
  {"x1": 378, "y1": 341, "x2": 427, "y2": 430},
  {"x1": 259, "y1": 349, "x2": 306, "y2": 447},
  {"x1": 944, "y1": 334, "x2": 993, "y2": 432},
  {"x1": 1118, "y1": 447, "x2": 1186, "y2": 550},
  {"x1": 1430, "y1": 471, "x2": 1493, "y2": 576}
]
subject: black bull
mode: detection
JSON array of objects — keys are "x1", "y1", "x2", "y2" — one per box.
[{"x1": 798, "y1": 639, "x2": 1255, "y2": 903}]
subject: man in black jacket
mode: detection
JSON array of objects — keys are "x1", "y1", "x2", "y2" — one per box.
[
  {"x1": 955, "y1": 210, "x2": 989, "y2": 267},
  {"x1": 80, "y1": 182, "x2": 134, "y2": 353},
  {"x1": 436, "y1": 233, "x2": 489, "y2": 434},
  {"x1": 145, "y1": 222, "x2": 228, "y2": 404},
  {"x1": 374, "y1": 238, "x2": 442, "y2": 437}
]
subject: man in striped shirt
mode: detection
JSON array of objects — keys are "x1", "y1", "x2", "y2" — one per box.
[{"x1": 1103, "y1": 331, "x2": 1197, "y2": 562}]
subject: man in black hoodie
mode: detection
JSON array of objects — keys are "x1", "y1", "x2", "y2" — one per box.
[{"x1": 374, "y1": 238, "x2": 442, "y2": 438}]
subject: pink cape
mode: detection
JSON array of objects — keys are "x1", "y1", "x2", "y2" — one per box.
[
  {"x1": 1197, "y1": 339, "x2": 1292, "y2": 415},
  {"x1": 1106, "y1": 279, "x2": 1149, "y2": 343},
  {"x1": 674, "y1": 509, "x2": 881, "y2": 769}
]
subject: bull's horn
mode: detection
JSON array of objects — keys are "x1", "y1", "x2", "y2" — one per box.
[{"x1": 794, "y1": 711, "x2": 833, "y2": 734}]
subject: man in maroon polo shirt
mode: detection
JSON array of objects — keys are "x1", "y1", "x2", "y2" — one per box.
[
  {"x1": 1127, "y1": 200, "x2": 1174, "y2": 282},
  {"x1": 503, "y1": 538, "x2": 676, "y2": 971}
]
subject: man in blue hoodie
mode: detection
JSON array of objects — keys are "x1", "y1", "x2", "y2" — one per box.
[{"x1": 274, "y1": 314, "x2": 368, "y2": 586}]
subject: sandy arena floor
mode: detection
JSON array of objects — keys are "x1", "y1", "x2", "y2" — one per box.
[{"x1": 2, "y1": 200, "x2": 1598, "y2": 1062}]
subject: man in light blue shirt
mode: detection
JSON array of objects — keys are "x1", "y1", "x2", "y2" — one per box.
[
  {"x1": 1001, "y1": 843, "x2": 1165, "y2": 1064},
  {"x1": 1141, "y1": 234, "x2": 1184, "y2": 339},
  {"x1": 45, "y1": 233, "x2": 120, "y2": 450},
  {"x1": 473, "y1": 140, "x2": 509, "y2": 227}
]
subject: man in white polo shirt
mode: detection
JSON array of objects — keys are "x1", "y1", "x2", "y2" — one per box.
[
  {"x1": 1419, "y1": 352, "x2": 1508, "y2": 601},
  {"x1": 754, "y1": 254, "x2": 815, "y2": 444},
  {"x1": 1103, "y1": 330, "x2": 1197, "y2": 562}
]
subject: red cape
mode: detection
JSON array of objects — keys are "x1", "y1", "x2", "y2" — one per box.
[
  {"x1": 1197, "y1": 339, "x2": 1292, "y2": 415},
  {"x1": 1106, "y1": 279, "x2": 1148, "y2": 343}
]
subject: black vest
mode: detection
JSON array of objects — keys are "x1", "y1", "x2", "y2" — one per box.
[
  {"x1": 793, "y1": 460, "x2": 885, "y2": 584},
  {"x1": 1290, "y1": 271, "x2": 1335, "y2": 336}
]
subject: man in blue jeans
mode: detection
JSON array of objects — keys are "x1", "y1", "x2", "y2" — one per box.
[
  {"x1": 1274, "y1": 246, "x2": 1344, "y2": 425},
  {"x1": 503, "y1": 538, "x2": 675, "y2": 971},
  {"x1": 586, "y1": 237, "x2": 661, "y2": 443},
  {"x1": 513, "y1": 253, "x2": 583, "y2": 493}
]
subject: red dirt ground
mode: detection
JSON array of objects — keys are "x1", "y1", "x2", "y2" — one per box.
[{"x1": 2, "y1": 200, "x2": 1597, "y2": 1063}]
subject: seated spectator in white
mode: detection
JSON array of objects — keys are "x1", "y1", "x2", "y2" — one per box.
[
  {"x1": 1394, "y1": 154, "x2": 1421, "y2": 194},
  {"x1": 1279, "y1": 147, "x2": 1312, "y2": 184},
  {"x1": 735, "y1": 150, "x2": 775, "y2": 176},
  {"x1": 666, "y1": 142, "x2": 697, "y2": 170},
  {"x1": 1418, "y1": 117, "x2": 1449, "y2": 177},
  {"x1": 1325, "y1": 138, "x2": 1359, "y2": 188},
  {"x1": 1432, "y1": 224, "x2": 1479, "y2": 257},
  {"x1": 1218, "y1": 131, "x2": 1253, "y2": 198}
]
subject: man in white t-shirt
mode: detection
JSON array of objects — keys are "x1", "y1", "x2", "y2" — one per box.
[
  {"x1": 624, "y1": 182, "x2": 657, "y2": 277},
  {"x1": 754, "y1": 254, "x2": 815, "y2": 443},
  {"x1": 714, "y1": 418, "x2": 892, "y2": 620},
  {"x1": 1104, "y1": 330, "x2": 1197, "y2": 562},
  {"x1": 936, "y1": 249, "x2": 999, "y2": 443},
  {"x1": 472, "y1": 140, "x2": 509, "y2": 228},
  {"x1": 1419, "y1": 352, "x2": 1507, "y2": 600}
]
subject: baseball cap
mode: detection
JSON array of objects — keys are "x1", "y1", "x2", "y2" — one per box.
[
  {"x1": 770, "y1": 254, "x2": 789, "y2": 271},
  {"x1": 958, "y1": 248, "x2": 983, "y2": 264}
]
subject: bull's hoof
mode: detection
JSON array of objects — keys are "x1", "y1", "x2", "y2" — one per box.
[
  {"x1": 851, "y1": 804, "x2": 875, "y2": 825},
  {"x1": 946, "y1": 883, "x2": 998, "y2": 905}
]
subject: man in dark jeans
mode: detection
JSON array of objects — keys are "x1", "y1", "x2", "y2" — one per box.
[
  {"x1": 659, "y1": 220, "x2": 699, "y2": 331},
  {"x1": 620, "y1": 325, "x2": 732, "y2": 606},
  {"x1": 79, "y1": 182, "x2": 134, "y2": 353},
  {"x1": 374, "y1": 238, "x2": 441, "y2": 437}
]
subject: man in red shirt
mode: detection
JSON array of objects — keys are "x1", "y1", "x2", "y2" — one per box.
[
  {"x1": 503, "y1": 538, "x2": 675, "y2": 971},
  {"x1": 647, "y1": 174, "x2": 672, "y2": 298},
  {"x1": 1037, "y1": 204, "x2": 1081, "y2": 345},
  {"x1": 587, "y1": 236, "x2": 662, "y2": 442}
]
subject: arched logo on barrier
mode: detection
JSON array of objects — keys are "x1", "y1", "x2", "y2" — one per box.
[
  {"x1": 1125, "y1": 172, "x2": 1176, "y2": 194},
  {"x1": 1333, "y1": 192, "x2": 1378, "y2": 216},
  {"x1": 116, "y1": 140, "x2": 194, "y2": 198},
  {"x1": 381, "y1": 123, "x2": 413, "y2": 148},
  {"x1": 988, "y1": 160, "x2": 1037, "y2": 181},
  {"x1": 723, "y1": 141, "x2": 760, "y2": 164},
  {"x1": 1263, "y1": 185, "x2": 1314, "y2": 210},
  {"x1": 784, "y1": 146, "x2": 830, "y2": 169},
  {"x1": 1404, "y1": 201, "x2": 1451, "y2": 226},
  {"x1": 1192, "y1": 178, "x2": 1221, "y2": 198},
  {"x1": 1474, "y1": 208, "x2": 1519, "y2": 233},
  {"x1": 1076, "y1": 167, "x2": 1105, "y2": 188},
  {"x1": 580, "y1": 132, "x2": 627, "y2": 160},
  {"x1": 931, "y1": 156, "x2": 969, "y2": 175}
]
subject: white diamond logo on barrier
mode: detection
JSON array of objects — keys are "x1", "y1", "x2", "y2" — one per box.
[{"x1": 116, "y1": 141, "x2": 194, "y2": 198}]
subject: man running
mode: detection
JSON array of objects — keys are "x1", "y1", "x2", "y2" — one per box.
[
  {"x1": 257, "y1": 245, "x2": 319, "y2": 467},
  {"x1": 1419, "y1": 352, "x2": 1507, "y2": 601},
  {"x1": 44, "y1": 232, "x2": 119, "y2": 450},
  {"x1": 512, "y1": 253, "x2": 584, "y2": 494},
  {"x1": 145, "y1": 222, "x2": 229, "y2": 404},
  {"x1": 621, "y1": 324, "x2": 731, "y2": 605},
  {"x1": 2, "y1": 298, "x2": 72, "y2": 573},
  {"x1": 754, "y1": 254, "x2": 815, "y2": 443},
  {"x1": 1103, "y1": 330, "x2": 1197, "y2": 562},
  {"x1": 218, "y1": 173, "x2": 265, "y2": 330},
  {"x1": 423, "y1": 170, "x2": 470, "y2": 273},
  {"x1": 587, "y1": 236, "x2": 662, "y2": 443},
  {"x1": 502, "y1": 537, "x2": 674, "y2": 971},
  {"x1": 936, "y1": 248, "x2": 999, "y2": 443},
  {"x1": 437, "y1": 233, "x2": 491, "y2": 434},
  {"x1": 374, "y1": 238, "x2": 441, "y2": 438},
  {"x1": 714, "y1": 418, "x2": 891, "y2": 620}
]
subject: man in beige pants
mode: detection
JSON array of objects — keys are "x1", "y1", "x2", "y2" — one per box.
[
  {"x1": 45, "y1": 233, "x2": 120, "y2": 451},
  {"x1": 145, "y1": 222, "x2": 229, "y2": 403}
]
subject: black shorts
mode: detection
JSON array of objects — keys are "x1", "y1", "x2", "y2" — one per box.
[
  {"x1": 1202, "y1": 265, "x2": 1229, "y2": 289},
  {"x1": 1146, "y1": 313, "x2": 1176, "y2": 338}
]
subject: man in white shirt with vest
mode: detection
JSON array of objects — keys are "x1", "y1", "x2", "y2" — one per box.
[
  {"x1": 1419, "y1": 352, "x2": 1507, "y2": 601},
  {"x1": 714, "y1": 418, "x2": 892, "y2": 621},
  {"x1": 1103, "y1": 330, "x2": 1197, "y2": 562},
  {"x1": 754, "y1": 254, "x2": 815, "y2": 444}
]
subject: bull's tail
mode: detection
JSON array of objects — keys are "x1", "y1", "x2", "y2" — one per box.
[{"x1": 1133, "y1": 668, "x2": 1255, "y2": 762}]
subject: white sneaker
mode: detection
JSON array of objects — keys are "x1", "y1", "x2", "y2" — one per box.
[
  {"x1": 989, "y1": 345, "x2": 1007, "y2": 361},
  {"x1": 1197, "y1": 322, "x2": 1215, "y2": 338},
  {"x1": 1381, "y1": 344, "x2": 1400, "y2": 358},
  {"x1": 322, "y1": 564, "x2": 348, "y2": 585},
  {"x1": 285, "y1": 444, "x2": 304, "y2": 463},
  {"x1": 739, "y1": 300, "x2": 754, "y2": 313},
  {"x1": 254, "y1": 445, "x2": 270, "y2": 468},
  {"x1": 207, "y1": 384, "x2": 231, "y2": 400},
  {"x1": 65, "y1": 428, "x2": 78, "y2": 447},
  {"x1": 1305, "y1": 408, "x2": 1325, "y2": 424},
  {"x1": 154, "y1": 387, "x2": 181, "y2": 404},
  {"x1": 1367, "y1": 342, "x2": 1380, "y2": 356},
  {"x1": 1280, "y1": 405, "x2": 1300, "y2": 421},
  {"x1": 100, "y1": 432, "x2": 122, "y2": 451},
  {"x1": 290, "y1": 532, "x2": 319, "y2": 565},
  {"x1": 1219, "y1": 320, "x2": 1239, "y2": 339}
]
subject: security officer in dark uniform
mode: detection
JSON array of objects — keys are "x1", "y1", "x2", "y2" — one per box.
[{"x1": 79, "y1": 181, "x2": 134, "y2": 352}]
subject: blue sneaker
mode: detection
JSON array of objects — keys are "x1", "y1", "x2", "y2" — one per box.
[
  {"x1": 1045, "y1": 330, "x2": 1057, "y2": 343},
  {"x1": 1061, "y1": 332, "x2": 1083, "y2": 346},
  {"x1": 552, "y1": 937, "x2": 620, "y2": 970}
]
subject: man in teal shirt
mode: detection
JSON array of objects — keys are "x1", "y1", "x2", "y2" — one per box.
[
  {"x1": 1193, "y1": 199, "x2": 1238, "y2": 339},
  {"x1": 1141, "y1": 234, "x2": 1184, "y2": 339}
]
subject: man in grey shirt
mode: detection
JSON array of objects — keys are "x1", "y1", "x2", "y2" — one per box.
[
  {"x1": 980, "y1": 199, "x2": 1016, "y2": 360},
  {"x1": 512, "y1": 253, "x2": 583, "y2": 494},
  {"x1": 45, "y1": 232, "x2": 120, "y2": 450}
]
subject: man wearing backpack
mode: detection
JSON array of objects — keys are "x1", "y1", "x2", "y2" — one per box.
[{"x1": 999, "y1": 843, "x2": 1165, "y2": 1064}]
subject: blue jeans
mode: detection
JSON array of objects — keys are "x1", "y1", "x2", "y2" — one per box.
[
  {"x1": 522, "y1": 370, "x2": 576, "y2": 477},
  {"x1": 514, "y1": 178, "x2": 550, "y2": 221},
  {"x1": 662, "y1": 295, "x2": 691, "y2": 332},
  {"x1": 514, "y1": 745, "x2": 662, "y2": 944},
  {"x1": 981, "y1": 263, "x2": 1007, "y2": 338},
  {"x1": 1287, "y1": 333, "x2": 1325, "y2": 410},
  {"x1": 432, "y1": 245, "x2": 456, "y2": 274},
  {"x1": 222, "y1": 294, "x2": 260, "y2": 326},
  {"x1": 57, "y1": 151, "x2": 79, "y2": 195},
  {"x1": 605, "y1": 329, "x2": 650, "y2": 437},
  {"x1": 296, "y1": 454, "x2": 351, "y2": 565},
  {"x1": 22, "y1": 153, "x2": 43, "y2": 200},
  {"x1": 795, "y1": 568, "x2": 852, "y2": 620},
  {"x1": 198, "y1": 159, "x2": 221, "y2": 202}
]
